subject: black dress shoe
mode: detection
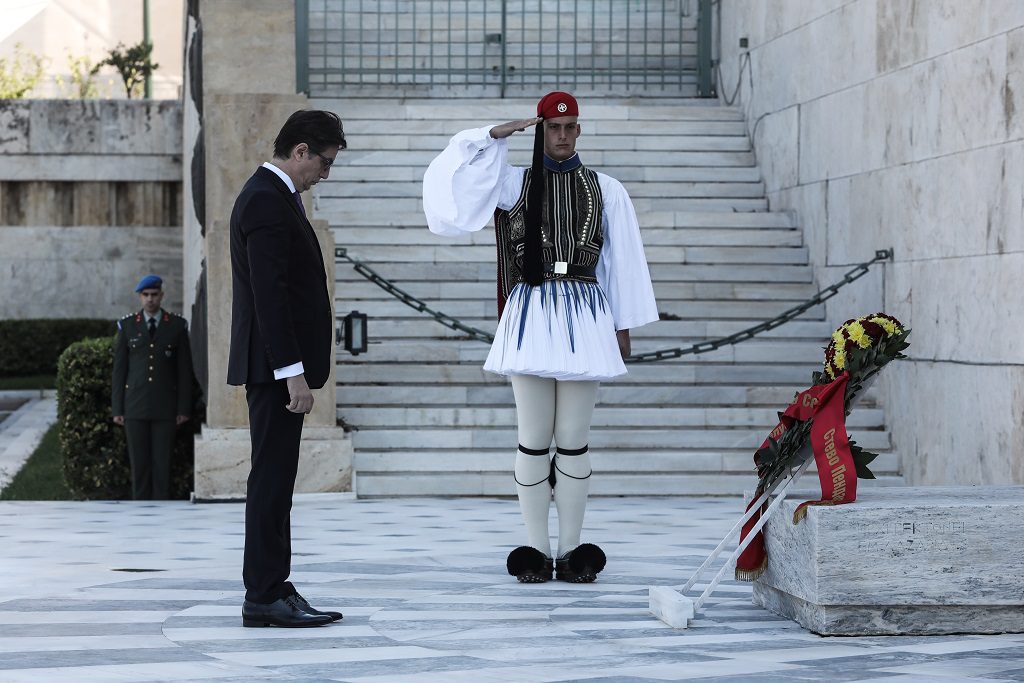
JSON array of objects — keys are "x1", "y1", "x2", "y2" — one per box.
[
  {"x1": 293, "y1": 592, "x2": 343, "y2": 621},
  {"x1": 242, "y1": 595, "x2": 333, "y2": 628}
]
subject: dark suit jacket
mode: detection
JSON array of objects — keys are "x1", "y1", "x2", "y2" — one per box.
[
  {"x1": 112, "y1": 309, "x2": 194, "y2": 419},
  {"x1": 227, "y1": 166, "x2": 333, "y2": 389}
]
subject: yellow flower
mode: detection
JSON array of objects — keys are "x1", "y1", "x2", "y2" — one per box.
[
  {"x1": 846, "y1": 321, "x2": 872, "y2": 349},
  {"x1": 871, "y1": 316, "x2": 899, "y2": 336},
  {"x1": 833, "y1": 346, "x2": 847, "y2": 370}
]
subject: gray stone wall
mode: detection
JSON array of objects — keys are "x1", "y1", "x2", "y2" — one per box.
[
  {"x1": 717, "y1": 2, "x2": 1024, "y2": 485},
  {"x1": 0, "y1": 100, "x2": 183, "y2": 319}
]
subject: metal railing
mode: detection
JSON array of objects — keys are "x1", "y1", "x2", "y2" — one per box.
[
  {"x1": 335, "y1": 246, "x2": 894, "y2": 362},
  {"x1": 296, "y1": 0, "x2": 709, "y2": 97}
]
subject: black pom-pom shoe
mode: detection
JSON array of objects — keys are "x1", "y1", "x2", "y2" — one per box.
[
  {"x1": 555, "y1": 543, "x2": 606, "y2": 583},
  {"x1": 506, "y1": 546, "x2": 554, "y2": 583}
]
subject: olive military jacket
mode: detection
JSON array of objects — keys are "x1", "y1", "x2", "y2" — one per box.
[{"x1": 112, "y1": 309, "x2": 194, "y2": 420}]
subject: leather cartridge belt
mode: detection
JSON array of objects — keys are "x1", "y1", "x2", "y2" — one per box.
[{"x1": 542, "y1": 261, "x2": 596, "y2": 279}]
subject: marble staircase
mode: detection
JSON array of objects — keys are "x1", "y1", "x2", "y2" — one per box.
[{"x1": 312, "y1": 97, "x2": 901, "y2": 496}]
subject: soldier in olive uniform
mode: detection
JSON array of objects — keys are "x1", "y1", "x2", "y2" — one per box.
[{"x1": 112, "y1": 274, "x2": 194, "y2": 500}]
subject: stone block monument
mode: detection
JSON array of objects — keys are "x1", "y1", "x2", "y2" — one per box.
[{"x1": 753, "y1": 485, "x2": 1024, "y2": 635}]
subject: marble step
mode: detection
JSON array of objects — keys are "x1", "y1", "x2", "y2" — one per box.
[
  {"x1": 331, "y1": 165, "x2": 763, "y2": 184},
  {"x1": 333, "y1": 298, "x2": 825, "y2": 321},
  {"x1": 337, "y1": 363, "x2": 826, "y2": 385},
  {"x1": 352, "y1": 472, "x2": 905, "y2": 497},
  {"x1": 349, "y1": 427, "x2": 892, "y2": 451},
  {"x1": 329, "y1": 243, "x2": 806, "y2": 265},
  {"x1": 335, "y1": 384, "x2": 880, "y2": 407},
  {"x1": 341, "y1": 406, "x2": 887, "y2": 429},
  {"x1": 342, "y1": 318, "x2": 832, "y2": 340},
  {"x1": 323, "y1": 209, "x2": 795, "y2": 230},
  {"x1": 352, "y1": 449, "x2": 899, "y2": 475},
  {"x1": 335, "y1": 339, "x2": 831, "y2": 364},
  {"x1": 326, "y1": 180, "x2": 766, "y2": 200},
  {"x1": 335, "y1": 261, "x2": 813, "y2": 283},
  {"x1": 317, "y1": 99, "x2": 745, "y2": 121},
  {"x1": 321, "y1": 196, "x2": 770, "y2": 214},
  {"x1": 337, "y1": 280, "x2": 818, "y2": 302},
  {"x1": 333, "y1": 226, "x2": 801, "y2": 248},
  {"x1": 340, "y1": 119, "x2": 747, "y2": 138},
  {"x1": 324, "y1": 133, "x2": 751, "y2": 153},
  {"x1": 334, "y1": 149, "x2": 757, "y2": 168}
]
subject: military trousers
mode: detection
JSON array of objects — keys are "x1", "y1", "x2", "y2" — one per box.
[{"x1": 124, "y1": 418, "x2": 176, "y2": 500}]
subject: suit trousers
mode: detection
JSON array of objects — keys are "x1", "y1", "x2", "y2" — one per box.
[
  {"x1": 243, "y1": 380, "x2": 306, "y2": 604},
  {"x1": 124, "y1": 418, "x2": 175, "y2": 500}
]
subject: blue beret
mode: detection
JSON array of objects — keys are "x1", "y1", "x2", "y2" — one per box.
[{"x1": 135, "y1": 274, "x2": 163, "y2": 292}]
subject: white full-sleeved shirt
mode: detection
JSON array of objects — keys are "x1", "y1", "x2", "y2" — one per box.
[{"x1": 423, "y1": 126, "x2": 658, "y2": 332}]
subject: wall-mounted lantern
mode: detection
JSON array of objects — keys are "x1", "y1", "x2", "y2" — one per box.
[{"x1": 342, "y1": 310, "x2": 368, "y2": 355}]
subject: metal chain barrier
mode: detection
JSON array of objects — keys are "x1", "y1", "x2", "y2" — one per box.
[
  {"x1": 335, "y1": 246, "x2": 894, "y2": 363},
  {"x1": 336, "y1": 247, "x2": 496, "y2": 344}
]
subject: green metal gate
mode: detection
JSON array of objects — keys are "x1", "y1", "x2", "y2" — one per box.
[{"x1": 296, "y1": 0, "x2": 715, "y2": 98}]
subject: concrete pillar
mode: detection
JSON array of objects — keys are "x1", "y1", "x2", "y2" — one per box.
[{"x1": 183, "y1": 0, "x2": 351, "y2": 499}]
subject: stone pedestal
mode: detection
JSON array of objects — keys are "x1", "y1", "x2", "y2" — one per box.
[
  {"x1": 752, "y1": 485, "x2": 1024, "y2": 635},
  {"x1": 184, "y1": 1, "x2": 352, "y2": 498},
  {"x1": 194, "y1": 426, "x2": 352, "y2": 501}
]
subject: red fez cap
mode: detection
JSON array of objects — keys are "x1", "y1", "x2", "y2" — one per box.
[{"x1": 537, "y1": 91, "x2": 579, "y2": 119}]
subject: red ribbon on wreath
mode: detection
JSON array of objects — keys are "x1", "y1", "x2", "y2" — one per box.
[{"x1": 735, "y1": 371, "x2": 858, "y2": 581}]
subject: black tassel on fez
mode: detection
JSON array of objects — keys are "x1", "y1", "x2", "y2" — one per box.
[{"x1": 522, "y1": 121, "x2": 546, "y2": 286}]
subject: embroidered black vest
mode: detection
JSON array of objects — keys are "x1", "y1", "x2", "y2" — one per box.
[{"x1": 494, "y1": 163, "x2": 604, "y2": 310}]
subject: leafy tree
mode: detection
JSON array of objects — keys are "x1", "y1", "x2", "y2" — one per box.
[
  {"x1": 0, "y1": 43, "x2": 46, "y2": 99},
  {"x1": 57, "y1": 52, "x2": 99, "y2": 98},
  {"x1": 92, "y1": 41, "x2": 159, "y2": 99}
]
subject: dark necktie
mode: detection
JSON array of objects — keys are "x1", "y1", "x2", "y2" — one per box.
[
  {"x1": 148, "y1": 317, "x2": 157, "y2": 339},
  {"x1": 293, "y1": 191, "x2": 306, "y2": 218}
]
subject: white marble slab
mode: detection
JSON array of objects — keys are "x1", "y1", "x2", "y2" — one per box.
[{"x1": 753, "y1": 485, "x2": 1024, "y2": 635}]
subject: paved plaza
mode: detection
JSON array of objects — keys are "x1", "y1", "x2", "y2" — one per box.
[{"x1": 1, "y1": 495, "x2": 1023, "y2": 682}]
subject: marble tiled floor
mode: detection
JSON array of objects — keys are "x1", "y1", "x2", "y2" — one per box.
[{"x1": 2, "y1": 495, "x2": 1023, "y2": 682}]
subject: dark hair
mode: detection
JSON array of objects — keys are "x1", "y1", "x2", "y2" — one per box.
[{"x1": 273, "y1": 109, "x2": 347, "y2": 159}]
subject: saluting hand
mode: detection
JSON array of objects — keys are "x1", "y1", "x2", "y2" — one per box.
[
  {"x1": 286, "y1": 374, "x2": 315, "y2": 414},
  {"x1": 489, "y1": 117, "x2": 542, "y2": 140}
]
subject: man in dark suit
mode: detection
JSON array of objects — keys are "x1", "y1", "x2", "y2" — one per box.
[
  {"x1": 112, "y1": 274, "x2": 193, "y2": 500},
  {"x1": 228, "y1": 110, "x2": 346, "y2": 628}
]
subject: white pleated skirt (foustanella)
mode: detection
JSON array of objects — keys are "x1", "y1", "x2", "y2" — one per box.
[{"x1": 483, "y1": 279, "x2": 626, "y2": 381}]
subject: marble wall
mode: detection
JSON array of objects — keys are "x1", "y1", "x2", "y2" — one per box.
[
  {"x1": 0, "y1": 100, "x2": 183, "y2": 319},
  {"x1": 718, "y1": 1, "x2": 1024, "y2": 485}
]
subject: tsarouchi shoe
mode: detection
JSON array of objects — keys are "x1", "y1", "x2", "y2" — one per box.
[
  {"x1": 506, "y1": 546, "x2": 554, "y2": 583},
  {"x1": 555, "y1": 543, "x2": 607, "y2": 583}
]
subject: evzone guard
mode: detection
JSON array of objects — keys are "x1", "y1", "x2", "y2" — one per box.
[{"x1": 424, "y1": 92, "x2": 659, "y2": 582}]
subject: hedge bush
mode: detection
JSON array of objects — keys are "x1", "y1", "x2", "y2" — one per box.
[
  {"x1": 0, "y1": 319, "x2": 115, "y2": 377},
  {"x1": 56, "y1": 336, "x2": 203, "y2": 500}
]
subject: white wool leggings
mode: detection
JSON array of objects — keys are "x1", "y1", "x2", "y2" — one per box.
[{"x1": 510, "y1": 374, "x2": 599, "y2": 559}]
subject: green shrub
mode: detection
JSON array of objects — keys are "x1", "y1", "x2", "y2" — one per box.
[
  {"x1": 0, "y1": 319, "x2": 115, "y2": 378},
  {"x1": 57, "y1": 337, "x2": 202, "y2": 500}
]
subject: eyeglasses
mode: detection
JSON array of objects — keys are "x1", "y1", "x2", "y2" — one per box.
[{"x1": 310, "y1": 150, "x2": 335, "y2": 170}]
